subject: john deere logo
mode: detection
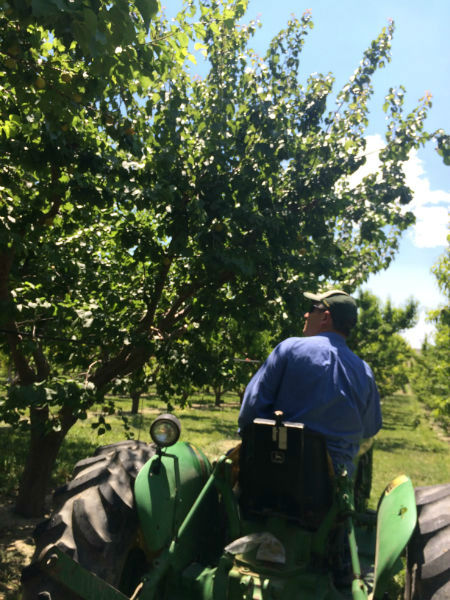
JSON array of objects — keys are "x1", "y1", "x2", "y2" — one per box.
[{"x1": 271, "y1": 451, "x2": 285, "y2": 464}]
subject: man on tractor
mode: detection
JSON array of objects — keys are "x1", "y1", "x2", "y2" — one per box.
[{"x1": 238, "y1": 289, "x2": 382, "y2": 477}]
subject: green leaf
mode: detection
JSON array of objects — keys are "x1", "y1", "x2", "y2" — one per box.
[
  {"x1": 82, "y1": 8, "x2": 98, "y2": 37},
  {"x1": 31, "y1": 0, "x2": 55, "y2": 18},
  {"x1": 135, "y1": 0, "x2": 159, "y2": 28},
  {"x1": 140, "y1": 75, "x2": 152, "y2": 90}
]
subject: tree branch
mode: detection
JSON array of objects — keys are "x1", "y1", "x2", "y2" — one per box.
[
  {"x1": 138, "y1": 259, "x2": 172, "y2": 332},
  {"x1": 0, "y1": 251, "x2": 36, "y2": 384},
  {"x1": 157, "y1": 280, "x2": 203, "y2": 333},
  {"x1": 90, "y1": 272, "x2": 234, "y2": 389},
  {"x1": 38, "y1": 165, "x2": 63, "y2": 226},
  {"x1": 32, "y1": 341, "x2": 51, "y2": 381}
]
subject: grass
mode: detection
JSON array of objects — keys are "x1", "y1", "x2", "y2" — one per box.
[{"x1": 370, "y1": 391, "x2": 450, "y2": 507}]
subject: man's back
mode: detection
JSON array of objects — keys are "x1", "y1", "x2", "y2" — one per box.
[{"x1": 238, "y1": 332, "x2": 381, "y2": 475}]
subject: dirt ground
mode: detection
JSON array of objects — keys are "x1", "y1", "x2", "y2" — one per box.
[{"x1": 0, "y1": 499, "x2": 43, "y2": 600}]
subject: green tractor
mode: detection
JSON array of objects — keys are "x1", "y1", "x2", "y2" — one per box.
[{"x1": 22, "y1": 413, "x2": 450, "y2": 600}]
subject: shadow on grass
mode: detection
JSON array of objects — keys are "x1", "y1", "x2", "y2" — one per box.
[
  {"x1": 375, "y1": 437, "x2": 446, "y2": 454},
  {"x1": 186, "y1": 402, "x2": 241, "y2": 411},
  {"x1": 182, "y1": 419, "x2": 238, "y2": 439},
  {"x1": 380, "y1": 394, "x2": 421, "y2": 431}
]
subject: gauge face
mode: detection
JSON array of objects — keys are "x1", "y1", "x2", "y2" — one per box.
[{"x1": 150, "y1": 414, "x2": 181, "y2": 447}]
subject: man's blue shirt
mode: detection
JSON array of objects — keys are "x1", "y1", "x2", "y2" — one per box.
[{"x1": 238, "y1": 333, "x2": 382, "y2": 475}]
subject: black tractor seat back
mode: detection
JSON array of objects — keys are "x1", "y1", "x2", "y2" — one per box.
[{"x1": 238, "y1": 414, "x2": 334, "y2": 527}]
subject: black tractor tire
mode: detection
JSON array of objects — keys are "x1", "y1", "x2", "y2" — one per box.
[
  {"x1": 22, "y1": 440, "x2": 156, "y2": 600},
  {"x1": 405, "y1": 482, "x2": 450, "y2": 600}
]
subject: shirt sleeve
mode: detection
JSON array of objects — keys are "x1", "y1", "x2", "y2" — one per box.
[
  {"x1": 361, "y1": 364, "x2": 382, "y2": 438},
  {"x1": 238, "y1": 341, "x2": 288, "y2": 433}
]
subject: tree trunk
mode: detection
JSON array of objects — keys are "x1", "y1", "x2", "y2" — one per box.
[
  {"x1": 130, "y1": 390, "x2": 141, "y2": 414},
  {"x1": 15, "y1": 406, "x2": 76, "y2": 517},
  {"x1": 214, "y1": 386, "x2": 222, "y2": 407},
  {"x1": 238, "y1": 389, "x2": 245, "y2": 405},
  {"x1": 15, "y1": 428, "x2": 66, "y2": 517}
]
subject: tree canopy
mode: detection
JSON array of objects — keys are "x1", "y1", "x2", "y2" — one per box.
[
  {"x1": 410, "y1": 244, "x2": 450, "y2": 432},
  {"x1": 0, "y1": 0, "x2": 448, "y2": 515},
  {"x1": 347, "y1": 290, "x2": 417, "y2": 398}
]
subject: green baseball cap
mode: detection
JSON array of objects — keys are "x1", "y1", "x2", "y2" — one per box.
[{"x1": 303, "y1": 289, "x2": 357, "y2": 325}]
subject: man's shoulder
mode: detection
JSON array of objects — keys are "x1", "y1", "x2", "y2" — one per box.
[
  {"x1": 280, "y1": 335, "x2": 332, "y2": 344},
  {"x1": 337, "y1": 342, "x2": 376, "y2": 380},
  {"x1": 278, "y1": 336, "x2": 323, "y2": 349},
  {"x1": 276, "y1": 335, "x2": 332, "y2": 357}
]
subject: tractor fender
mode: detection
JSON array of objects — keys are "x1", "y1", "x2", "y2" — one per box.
[
  {"x1": 134, "y1": 441, "x2": 212, "y2": 554},
  {"x1": 370, "y1": 474, "x2": 417, "y2": 599}
]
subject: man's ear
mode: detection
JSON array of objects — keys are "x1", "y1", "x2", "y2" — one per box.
[{"x1": 321, "y1": 310, "x2": 333, "y2": 328}]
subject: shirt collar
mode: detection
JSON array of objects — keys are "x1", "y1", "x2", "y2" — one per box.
[{"x1": 317, "y1": 332, "x2": 347, "y2": 346}]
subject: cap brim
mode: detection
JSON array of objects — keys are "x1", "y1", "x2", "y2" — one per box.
[{"x1": 303, "y1": 292, "x2": 322, "y2": 301}]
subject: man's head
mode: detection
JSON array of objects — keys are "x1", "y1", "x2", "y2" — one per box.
[{"x1": 302, "y1": 290, "x2": 357, "y2": 337}]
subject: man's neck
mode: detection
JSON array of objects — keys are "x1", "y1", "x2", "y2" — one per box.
[{"x1": 317, "y1": 327, "x2": 346, "y2": 339}]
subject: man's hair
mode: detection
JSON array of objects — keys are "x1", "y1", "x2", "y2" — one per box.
[
  {"x1": 330, "y1": 313, "x2": 354, "y2": 337},
  {"x1": 315, "y1": 303, "x2": 354, "y2": 337}
]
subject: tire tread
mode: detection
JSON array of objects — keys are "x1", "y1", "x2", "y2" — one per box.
[
  {"x1": 21, "y1": 441, "x2": 155, "y2": 599},
  {"x1": 405, "y1": 484, "x2": 450, "y2": 600}
]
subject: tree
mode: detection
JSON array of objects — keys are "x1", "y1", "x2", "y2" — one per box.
[
  {"x1": 227, "y1": 326, "x2": 272, "y2": 404},
  {"x1": 155, "y1": 329, "x2": 236, "y2": 407},
  {"x1": 0, "y1": 0, "x2": 447, "y2": 516},
  {"x1": 154, "y1": 316, "x2": 271, "y2": 407},
  {"x1": 347, "y1": 291, "x2": 418, "y2": 398},
  {"x1": 0, "y1": 0, "x2": 195, "y2": 515},
  {"x1": 410, "y1": 244, "x2": 450, "y2": 432}
]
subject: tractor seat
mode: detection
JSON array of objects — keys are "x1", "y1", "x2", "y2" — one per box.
[{"x1": 238, "y1": 413, "x2": 334, "y2": 528}]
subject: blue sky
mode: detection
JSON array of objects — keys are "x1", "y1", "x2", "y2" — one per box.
[{"x1": 167, "y1": 0, "x2": 450, "y2": 346}]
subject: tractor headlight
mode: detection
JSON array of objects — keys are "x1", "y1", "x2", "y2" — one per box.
[{"x1": 150, "y1": 414, "x2": 181, "y2": 448}]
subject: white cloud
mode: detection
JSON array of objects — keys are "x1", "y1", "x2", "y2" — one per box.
[
  {"x1": 411, "y1": 204, "x2": 449, "y2": 247},
  {"x1": 348, "y1": 135, "x2": 450, "y2": 248},
  {"x1": 402, "y1": 149, "x2": 450, "y2": 247}
]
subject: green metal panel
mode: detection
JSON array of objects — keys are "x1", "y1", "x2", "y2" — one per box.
[
  {"x1": 37, "y1": 547, "x2": 129, "y2": 600},
  {"x1": 371, "y1": 474, "x2": 417, "y2": 599},
  {"x1": 134, "y1": 441, "x2": 212, "y2": 555}
]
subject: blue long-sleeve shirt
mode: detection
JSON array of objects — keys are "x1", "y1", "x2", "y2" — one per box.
[{"x1": 238, "y1": 333, "x2": 382, "y2": 476}]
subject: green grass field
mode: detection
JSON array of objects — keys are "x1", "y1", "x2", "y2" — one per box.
[{"x1": 370, "y1": 392, "x2": 449, "y2": 505}]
